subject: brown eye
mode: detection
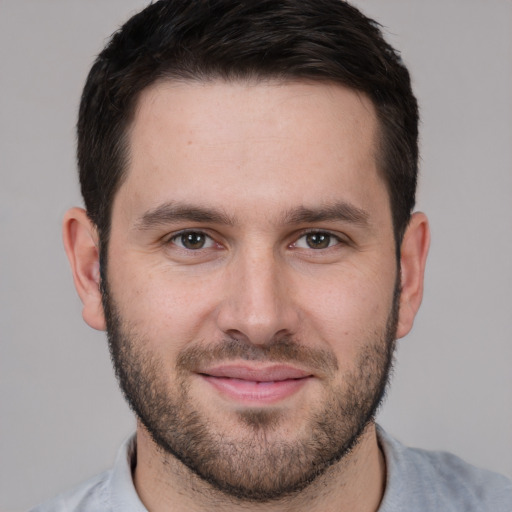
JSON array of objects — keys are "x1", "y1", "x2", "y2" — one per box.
[
  {"x1": 305, "y1": 232, "x2": 332, "y2": 249},
  {"x1": 293, "y1": 231, "x2": 341, "y2": 250},
  {"x1": 172, "y1": 231, "x2": 214, "y2": 250}
]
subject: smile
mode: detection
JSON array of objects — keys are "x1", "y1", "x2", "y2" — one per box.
[{"x1": 198, "y1": 364, "x2": 313, "y2": 404}]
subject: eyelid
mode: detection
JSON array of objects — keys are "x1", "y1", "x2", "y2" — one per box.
[
  {"x1": 166, "y1": 229, "x2": 217, "y2": 250},
  {"x1": 162, "y1": 228, "x2": 350, "y2": 252},
  {"x1": 291, "y1": 229, "x2": 348, "y2": 249}
]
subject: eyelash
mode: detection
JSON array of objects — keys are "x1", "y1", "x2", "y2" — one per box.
[
  {"x1": 166, "y1": 229, "x2": 346, "y2": 252},
  {"x1": 168, "y1": 230, "x2": 217, "y2": 250},
  {"x1": 292, "y1": 230, "x2": 344, "y2": 250}
]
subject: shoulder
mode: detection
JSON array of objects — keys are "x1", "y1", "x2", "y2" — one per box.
[
  {"x1": 29, "y1": 435, "x2": 143, "y2": 512},
  {"x1": 377, "y1": 426, "x2": 512, "y2": 512},
  {"x1": 29, "y1": 470, "x2": 112, "y2": 512}
]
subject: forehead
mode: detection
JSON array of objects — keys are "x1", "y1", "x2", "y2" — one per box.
[{"x1": 117, "y1": 79, "x2": 389, "y2": 226}]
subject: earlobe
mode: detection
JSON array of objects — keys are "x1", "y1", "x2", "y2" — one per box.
[
  {"x1": 62, "y1": 207, "x2": 106, "y2": 331},
  {"x1": 396, "y1": 212, "x2": 430, "y2": 339}
]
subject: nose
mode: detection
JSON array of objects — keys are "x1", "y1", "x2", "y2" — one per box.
[{"x1": 215, "y1": 245, "x2": 300, "y2": 346}]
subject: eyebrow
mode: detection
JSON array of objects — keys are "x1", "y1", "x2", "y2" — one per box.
[
  {"x1": 283, "y1": 202, "x2": 370, "y2": 227},
  {"x1": 134, "y1": 202, "x2": 235, "y2": 231},
  {"x1": 134, "y1": 200, "x2": 370, "y2": 231}
]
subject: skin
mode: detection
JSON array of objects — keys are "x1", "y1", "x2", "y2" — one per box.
[{"x1": 63, "y1": 80, "x2": 430, "y2": 512}]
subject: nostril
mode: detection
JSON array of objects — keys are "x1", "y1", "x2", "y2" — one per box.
[
  {"x1": 221, "y1": 328, "x2": 297, "y2": 350},
  {"x1": 223, "y1": 329, "x2": 251, "y2": 345}
]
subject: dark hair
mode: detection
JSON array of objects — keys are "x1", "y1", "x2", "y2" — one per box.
[{"x1": 78, "y1": 0, "x2": 418, "y2": 253}]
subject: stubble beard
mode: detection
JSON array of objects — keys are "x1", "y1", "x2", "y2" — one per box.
[{"x1": 102, "y1": 279, "x2": 399, "y2": 502}]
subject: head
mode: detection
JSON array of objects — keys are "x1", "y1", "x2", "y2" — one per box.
[
  {"x1": 78, "y1": 0, "x2": 418, "y2": 258},
  {"x1": 65, "y1": 0, "x2": 429, "y2": 504}
]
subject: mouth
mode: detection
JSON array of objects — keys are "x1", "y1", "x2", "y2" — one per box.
[{"x1": 197, "y1": 364, "x2": 314, "y2": 404}]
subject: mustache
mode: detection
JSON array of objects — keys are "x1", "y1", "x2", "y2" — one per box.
[{"x1": 176, "y1": 337, "x2": 339, "y2": 376}]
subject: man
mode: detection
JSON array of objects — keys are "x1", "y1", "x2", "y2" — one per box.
[{"x1": 32, "y1": 1, "x2": 511, "y2": 511}]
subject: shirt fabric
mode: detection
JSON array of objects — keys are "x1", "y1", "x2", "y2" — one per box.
[{"x1": 31, "y1": 426, "x2": 512, "y2": 511}]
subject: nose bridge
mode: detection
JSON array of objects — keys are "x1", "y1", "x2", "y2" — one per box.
[{"x1": 216, "y1": 242, "x2": 297, "y2": 345}]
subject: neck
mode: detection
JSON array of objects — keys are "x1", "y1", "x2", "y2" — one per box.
[{"x1": 133, "y1": 422, "x2": 386, "y2": 512}]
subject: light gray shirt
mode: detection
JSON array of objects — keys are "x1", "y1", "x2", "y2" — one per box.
[{"x1": 31, "y1": 427, "x2": 512, "y2": 511}]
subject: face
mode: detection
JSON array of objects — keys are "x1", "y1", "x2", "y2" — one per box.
[{"x1": 103, "y1": 81, "x2": 400, "y2": 500}]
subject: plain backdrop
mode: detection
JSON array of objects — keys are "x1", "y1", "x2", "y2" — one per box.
[{"x1": 1, "y1": 1, "x2": 511, "y2": 510}]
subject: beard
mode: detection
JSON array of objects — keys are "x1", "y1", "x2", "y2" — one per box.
[{"x1": 102, "y1": 278, "x2": 399, "y2": 502}]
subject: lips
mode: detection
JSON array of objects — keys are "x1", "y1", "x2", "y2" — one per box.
[{"x1": 198, "y1": 364, "x2": 313, "y2": 404}]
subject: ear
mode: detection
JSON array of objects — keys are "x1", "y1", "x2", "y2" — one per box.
[
  {"x1": 62, "y1": 207, "x2": 106, "y2": 331},
  {"x1": 396, "y1": 212, "x2": 430, "y2": 339}
]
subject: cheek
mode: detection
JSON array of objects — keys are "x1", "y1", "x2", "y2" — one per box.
[
  {"x1": 298, "y1": 266, "x2": 395, "y2": 357},
  {"x1": 108, "y1": 257, "x2": 221, "y2": 348}
]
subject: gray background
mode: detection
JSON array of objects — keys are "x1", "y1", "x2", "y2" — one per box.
[{"x1": 1, "y1": 1, "x2": 511, "y2": 510}]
